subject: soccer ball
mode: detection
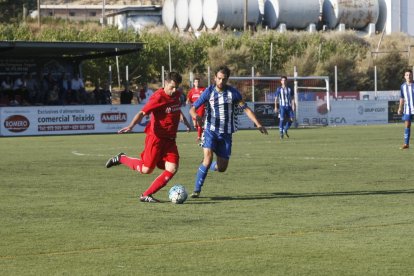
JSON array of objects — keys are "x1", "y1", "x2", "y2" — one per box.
[{"x1": 168, "y1": 184, "x2": 188, "y2": 204}]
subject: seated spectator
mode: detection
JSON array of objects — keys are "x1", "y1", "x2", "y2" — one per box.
[
  {"x1": 25, "y1": 73, "x2": 40, "y2": 105},
  {"x1": 70, "y1": 74, "x2": 86, "y2": 104},
  {"x1": 1, "y1": 76, "x2": 12, "y2": 90},
  {"x1": 58, "y1": 72, "x2": 70, "y2": 105}
]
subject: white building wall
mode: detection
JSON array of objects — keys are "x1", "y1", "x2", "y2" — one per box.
[{"x1": 382, "y1": 0, "x2": 414, "y2": 36}]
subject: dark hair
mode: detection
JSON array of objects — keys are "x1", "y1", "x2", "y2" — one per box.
[
  {"x1": 194, "y1": 77, "x2": 200, "y2": 82},
  {"x1": 215, "y1": 65, "x2": 231, "y2": 79},
  {"x1": 404, "y1": 69, "x2": 413, "y2": 75},
  {"x1": 281, "y1": 76, "x2": 288, "y2": 81},
  {"x1": 167, "y1": 71, "x2": 182, "y2": 84}
]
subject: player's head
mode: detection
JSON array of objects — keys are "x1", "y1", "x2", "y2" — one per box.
[
  {"x1": 214, "y1": 65, "x2": 230, "y2": 91},
  {"x1": 281, "y1": 76, "x2": 288, "y2": 86},
  {"x1": 164, "y1": 71, "x2": 182, "y2": 96},
  {"x1": 193, "y1": 77, "x2": 200, "y2": 87},
  {"x1": 404, "y1": 69, "x2": 413, "y2": 83},
  {"x1": 167, "y1": 71, "x2": 182, "y2": 85}
]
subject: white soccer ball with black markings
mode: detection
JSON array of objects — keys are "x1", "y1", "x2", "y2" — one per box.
[{"x1": 168, "y1": 184, "x2": 188, "y2": 204}]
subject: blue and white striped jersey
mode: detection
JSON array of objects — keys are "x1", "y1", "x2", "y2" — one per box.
[
  {"x1": 400, "y1": 82, "x2": 414, "y2": 115},
  {"x1": 275, "y1": 86, "x2": 294, "y2": 107},
  {"x1": 193, "y1": 85, "x2": 245, "y2": 134}
]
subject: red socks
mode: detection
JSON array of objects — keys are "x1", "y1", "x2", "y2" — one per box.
[
  {"x1": 197, "y1": 126, "x2": 203, "y2": 139},
  {"x1": 143, "y1": 170, "x2": 174, "y2": 196},
  {"x1": 120, "y1": 155, "x2": 143, "y2": 172}
]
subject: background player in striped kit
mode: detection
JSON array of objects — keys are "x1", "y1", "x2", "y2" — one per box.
[
  {"x1": 398, "y1": 69, "x2": 414, "y2": 149},
  {"x1": 189, "y1": 65, "x2": 268, "y2": 198},
  {"x1": 274, "y1": 76, "x2": 296, "y2": 139}
]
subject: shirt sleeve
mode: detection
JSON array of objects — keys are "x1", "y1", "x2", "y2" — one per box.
[{"x1": 193, "y1": 86, "x2": 212, "y2": 109}]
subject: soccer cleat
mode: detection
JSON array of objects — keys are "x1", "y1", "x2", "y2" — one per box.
[
  {"x1": 105, "y1": 152, "x2": 125, "y2": 168},
  {"x1": 190, "y1": 191, "x2": 200, "y2": 198},
  {"x1": 139, "y1": 194, "x2": 160, "y2": 203},
  {"x1": 284, "y1": 130, "x2": 289, "y2": 138},
  {"x1": 400, "y1": 144, "x2": 409, "y2": 150}
]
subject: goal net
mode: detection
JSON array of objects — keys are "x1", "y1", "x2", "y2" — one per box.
[{"x1": 227, "y1": 75, "x2": 330, "y2": 128}]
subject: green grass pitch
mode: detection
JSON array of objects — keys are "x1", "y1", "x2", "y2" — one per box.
[{"x1": 1, "y1": 124, "x2": 414, "y2": 275}]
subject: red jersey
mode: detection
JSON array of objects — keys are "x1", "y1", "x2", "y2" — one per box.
[
  {"x1": 187, "y1": 87, "x2": 206, "y2": 116},
  {"x1": 141, "y1": 88, "x2": 182, "y2": 139}
]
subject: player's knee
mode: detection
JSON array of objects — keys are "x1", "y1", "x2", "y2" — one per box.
[
  {"x1": 217, "y1": 167, "x2": 227, "y2": 173},
  {"x1": 141, "y1": 167, "x2": 154, "y2": 174}
]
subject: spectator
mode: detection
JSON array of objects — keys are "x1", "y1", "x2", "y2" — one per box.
[
  {"x1": 25, "y1": 73, "x2": 40, "y2": 105},
  {"x1": 70, "y1": 74, "x2": 86, "y2": 104},
  {"x1": 120, "y1": 82, "x2": 133, "y2": 104},
  {"x1": 139, "y1": 83, "x2": 154, "y2": 104},
  {"x1": 58, "y1": 72, "x2": 70, "y2": 105}
]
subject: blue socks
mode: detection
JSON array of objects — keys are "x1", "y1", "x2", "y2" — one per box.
[
  {"x1": 209, "y1": 161, "x2": 217, "y2": 171},
  {"x1": 404, "y1": 128, "x2": 411, "y2": 145},
  {"x1": 194, "y1": 164, "x2": 208, "y2": 192}
]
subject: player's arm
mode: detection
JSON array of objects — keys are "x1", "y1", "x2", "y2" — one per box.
[
  {"x1": 189, "y1": 105, "x2": 203, "y2": 127},
  {"x1": 398, "y1": 98, "x2": 404, "y2": 115},
  {"x1": 118, "y1": 110, "x2": 146, "y2": 133},
  {"x1": 274, "y1": 89, "x2": 279, "y2": 112},
  {"x1": 240, "y1": 102, "x2": 268, "y2": 135},
  {"x1": 180, "y1": 110, "x2": 192, "y2": 131},
  {"x1": 274, "y1": 97, "x2": 279, "y2": 112}
]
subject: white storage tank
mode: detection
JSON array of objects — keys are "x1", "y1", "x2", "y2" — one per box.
[
  {"x1": 203, "y1": 0, "x2": 260, "y2": 30},
  {"x1": 189, "y1": 0, "x2": 204, "y2": 31},
  {"x1": 162, "y1": 0, "x2": 176, "y2": 30},
  {"x1": 175, "y1": 0, "x2": 190, "y2": 31},
  {"x1": 264, "y1": 0, "x2": 321, "y2": 29},
  {"x1": 323, "y1": 0, "x2": 380, "y2": 29}
]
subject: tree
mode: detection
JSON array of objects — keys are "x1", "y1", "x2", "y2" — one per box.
[{"x1": 0, "y1": 0, "x2": 36, "y2": 23}]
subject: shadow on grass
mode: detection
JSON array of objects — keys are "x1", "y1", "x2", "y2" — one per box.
[{"x1": 209, "y1": 189, "x2": 414, "y2": 201}]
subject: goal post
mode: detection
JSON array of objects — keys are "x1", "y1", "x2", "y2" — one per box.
[{"x1": 228, "y1": 75, "x2": 330, "y2": 128}]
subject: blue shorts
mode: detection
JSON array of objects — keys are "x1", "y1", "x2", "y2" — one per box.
[
  {"x1": 202, "y1": 129, "x2": 232, "y2": 159},
  {"x1": 279, "y1": 106, "x2": 295, "y2": 120},
  {"x1": 402, "y1": 114, "x2": 414, "y2": 121}
]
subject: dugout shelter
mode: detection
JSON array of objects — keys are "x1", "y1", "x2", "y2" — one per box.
[{"x1": 0, "y1": 40, "x2": 144, "y2": 80}]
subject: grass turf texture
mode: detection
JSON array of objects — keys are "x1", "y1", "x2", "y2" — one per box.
[{"x1": 1, "y1": 124, "x2": 414, "y2": 275}]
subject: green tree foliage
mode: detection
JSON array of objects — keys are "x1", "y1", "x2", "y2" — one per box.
[
  {"x1": 0, "y1": 0, "x2": 36, "y2": 23},
  {"x1": 374, "y1": 51, "x2": 407, "y2": 90},
  {"x1": 0, "y1": 21, "x2": 412, "y2": 92}
]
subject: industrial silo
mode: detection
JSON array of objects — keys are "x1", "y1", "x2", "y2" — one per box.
[
  {"x1": 162, "y1": 0, "x2": 176, "y2": 30},
  {"x1": 175, "y1": 0, "x2": 190, "y2": 31},
  {"x1": 264, "y1": 0, "x2": 320, "y2": 29},
  {"x1": 376, "y1": 0, "x2": 387, "y2": 33},
  {"x1": 203, "y1": 0, "x2": 260, "y2": 30},
  {"x1": 189, "y1": 0, "x2": 204, "y2": 31},
  {"x1": 323, "y1": 0, "x2": 380, "y2": 29}
]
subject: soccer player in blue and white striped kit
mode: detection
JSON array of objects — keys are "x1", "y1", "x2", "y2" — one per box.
[
  {"x1": 189, "y1": 65, "x2": 268, "y2": 198},
  {"x1": 274, "y1": 76, "x2": 296, "y2": 139},
  {"x1": 398, "y1": 69, "x2": 414, "y2": 149}
]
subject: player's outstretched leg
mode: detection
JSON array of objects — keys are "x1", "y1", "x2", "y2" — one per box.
[{"x1": 140, "y1": 170, "x2": 174, "y2": 203}]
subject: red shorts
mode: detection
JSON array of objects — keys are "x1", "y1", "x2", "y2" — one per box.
[
  {"x1": 141, "y1": 134, "x2": 179, "y2": 170},
  {"x1": 196, "y1": 106, "x2": 205, "y2": 117}
]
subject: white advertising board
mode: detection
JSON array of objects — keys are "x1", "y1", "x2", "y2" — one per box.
[
  {"x1": 297, "y1": 100, "x2": 388, "y2": 126},
  {"x1": 0, "y1": 104, "x2": 192, "y2": 137}
]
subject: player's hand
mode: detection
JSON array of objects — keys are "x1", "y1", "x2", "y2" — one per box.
[
  {"x1": 194, "y1": 115, "x2": 204, "y2": 128},
  {"x1": 118, "y1": 126, "x2": 132, "y2": 134},
  {"x1": 257, "y1": 126, "x2": 268, "y2": 135}
]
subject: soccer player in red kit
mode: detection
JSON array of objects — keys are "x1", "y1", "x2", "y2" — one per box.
[
  {"x1": 105, "y1": 72, "x2": 192, "y2": 203},
  {"x1": 186, "y1": 77, "x2": 205, "y2": 141}
]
